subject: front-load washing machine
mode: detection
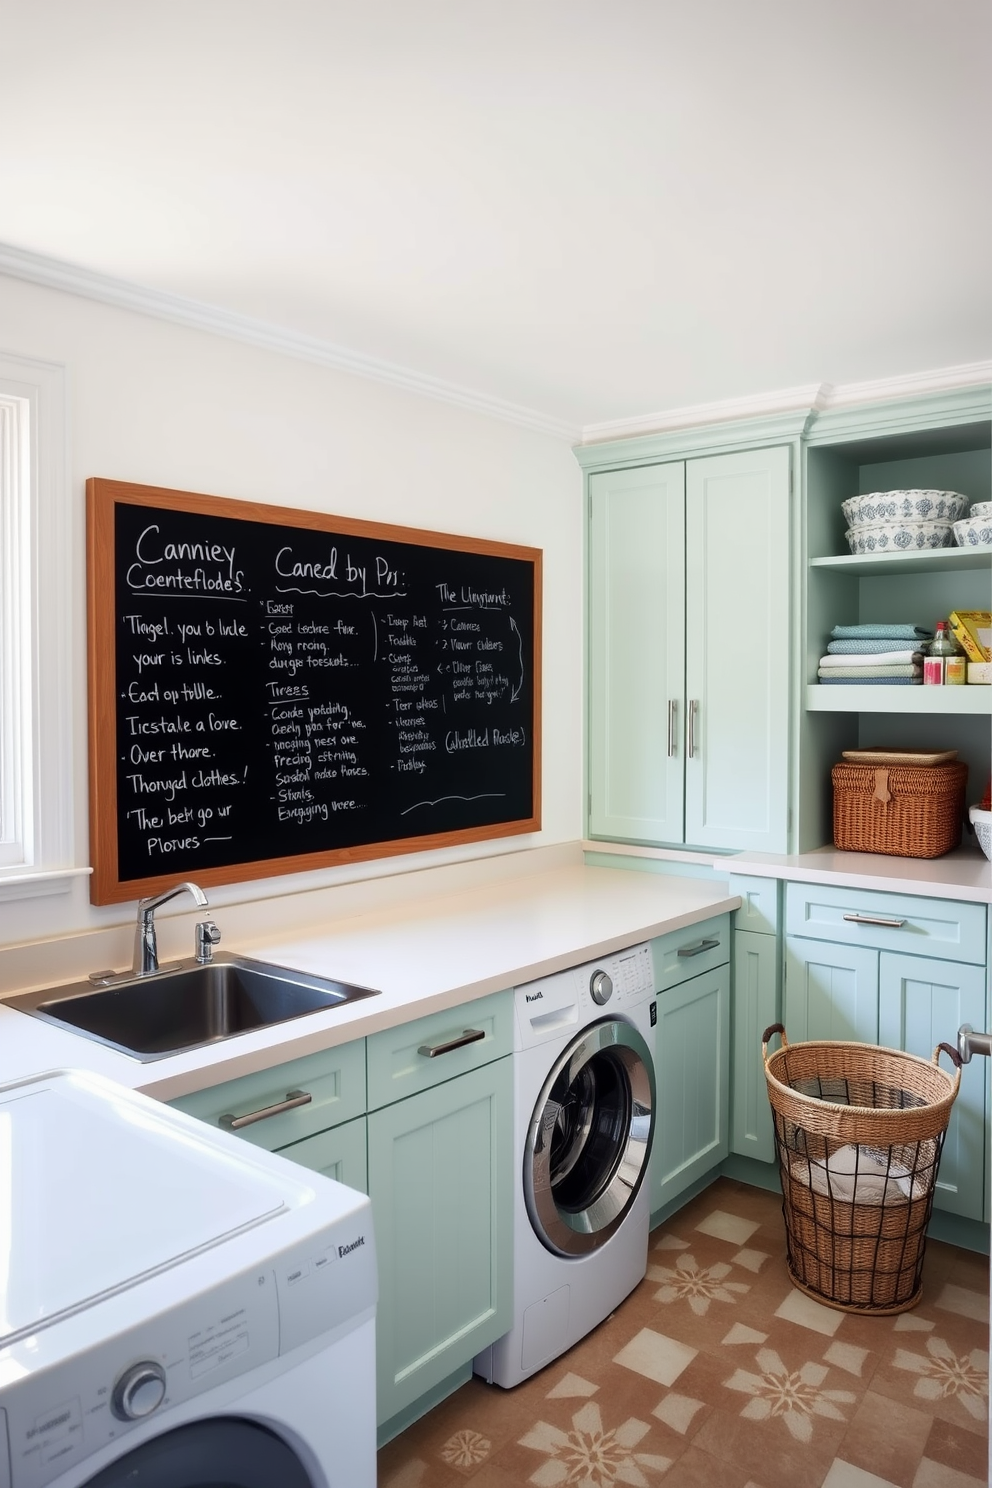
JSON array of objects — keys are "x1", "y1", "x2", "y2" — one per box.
[
  {"x1": 474, "y1": 941, "x2": 656, "y2": 1388},
  {"x1": 0, "y1": 1069, "x2": 377, "y2": 1488}
]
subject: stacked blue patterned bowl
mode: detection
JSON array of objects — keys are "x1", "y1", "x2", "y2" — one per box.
[{"x1": 842, "y1": 490, "x2": 970, "y2": 555}]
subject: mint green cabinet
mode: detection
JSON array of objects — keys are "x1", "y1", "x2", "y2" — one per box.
[
  {"x1": 588, "y1": 446, "x2": 791, "y2": 852},
  {"x1": 731, "y1": 929, "x2": 779, "y2": 1163},
  {"x1": 652, "y1": 963, "x2": 730, "y2": 1215},
  {"x1": 588, "y1": 461, "x2": 686, "y2": 843},
  {"x1": 879, "y1": 954, "x2": 987, "y2": 1222},
  {"x1": 368, "y1": 1054, "x2": 513, "y2": 1429},
  {"x1": 366, "y1": 992, "x2": 514, "y2": 1432},
  {"x1": 784, "y1": 883, "x2": 989, "y2": 1224}
]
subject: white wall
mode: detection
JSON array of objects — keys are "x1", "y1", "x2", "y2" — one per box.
[{"x1": 0, "y1": 274, "x2": 583, "y2": 955}]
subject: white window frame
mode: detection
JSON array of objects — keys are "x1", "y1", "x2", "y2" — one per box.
[{"x1": 0, "y1": 352, "x2": 77, "y2": 898}]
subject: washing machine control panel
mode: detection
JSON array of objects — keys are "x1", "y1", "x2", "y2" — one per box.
[
  {"x1": 515, "y1": 942, "x2": 655, "y2": 1046},
  {"x1": 0, "y1": 1205, "x2": 377, "y2": 1488}
]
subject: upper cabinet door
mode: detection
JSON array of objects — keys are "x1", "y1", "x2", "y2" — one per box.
[
  {"x1": 684, "y1": 446, "x2": 791, "y2": 852},
  {"x1": 588, "y1": 462, "x2": 686, "y2": 843}
]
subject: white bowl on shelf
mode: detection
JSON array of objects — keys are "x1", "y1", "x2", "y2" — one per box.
[
  {"x1": 844, "y1": 519, "x2": 955, "y2": 555},
  {"x1": 952, "y1": 515, "x2": 992, "y2": 547},
  {"x1": 968, "y1": 500, "x2": 992, "y2": 519},
  {"x1": 969, "y1": 806, "x2": 992, "y2": 863},
  {"x1": 841, "y1": 490, "x2": 971, "y2": 526}
]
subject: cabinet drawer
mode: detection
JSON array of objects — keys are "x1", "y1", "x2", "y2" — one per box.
[
  {"x1": 366, "y1": 990, "x2": 512, "y2": 1111},
  {"x1": 170, "y1": 1038, "x2": 367, "y2": 1151},
  {"x1": 729, "y1": 875, "x2": 780, "y2": 937},
  {"x1": 785, "y1": 883, "x2": 986, "y2": 965},
  {"x1": 652, "y1": 914, "x2": 730, "y2": 991}
]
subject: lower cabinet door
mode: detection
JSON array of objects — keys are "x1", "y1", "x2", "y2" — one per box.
[
  {"x1": 785, "y1": 937, "x2": 879, "y2": 1044},
  {"x1": 277, "y1": 1115, "x2": 368, "y2": 1194},
  {"x1": 879, "y1": 952, "x2": 987, "y2": 1222},
  {"x1": 731, "y1": 930, "x2": 779, "y2": 1164},
  {"x1": 653, "y1": 965, "x2": 730, "y2": 1214},
  {"x1": 368, "y1": 1055, "x2": 513, "y2": 1427}
]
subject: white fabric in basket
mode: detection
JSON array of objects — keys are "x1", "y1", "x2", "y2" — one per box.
[{"x1": 788, "y1": 1144, "x2": 928, "y2": 1206}]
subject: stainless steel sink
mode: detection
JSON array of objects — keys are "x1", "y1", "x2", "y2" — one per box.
[{"x1": 6, "y1": 954, "x2": 380, "y2": 1062}]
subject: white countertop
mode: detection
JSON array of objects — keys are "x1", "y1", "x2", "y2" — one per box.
[
  {"x1": 0, "y1": 865, "x2": 739, "y2": 1102},
  {"x1": 727, "y1": 846, "x2": 992, "y2": 903}
]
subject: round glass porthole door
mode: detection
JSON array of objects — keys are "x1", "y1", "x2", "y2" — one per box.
[{"x1": 523, "y1": 1018, "x2": 655, "y2": 1257}]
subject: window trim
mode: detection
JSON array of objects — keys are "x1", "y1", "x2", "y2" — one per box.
[{"x1": 0, "y1": 351, "x2": 78, "y2": 898}]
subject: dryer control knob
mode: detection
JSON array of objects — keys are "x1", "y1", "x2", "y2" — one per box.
[
  {"x1": 590, "y1": 970, "x2": 613, "y2": 1005},
  {"x1": 112, "y1": 1361, "x2": 167, "y2": 1421}
]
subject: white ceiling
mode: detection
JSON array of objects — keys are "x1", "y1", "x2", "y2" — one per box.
[{"x1": 2, "y1": 1, "x2": 989, "y2": 433}]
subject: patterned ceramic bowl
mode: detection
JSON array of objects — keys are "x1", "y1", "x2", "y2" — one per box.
[
  {"x1": 844, "y1": 520, "x2": 955, "y2": 555},
  {"x1": 968, "y1": 500, "x2": 992, "y2": 519},
  {"x1": 841, "y1": 490, "x2": 971, "y2": 527},
  {"x1": 952, "y1": 515, "x2": 992, "y2": 547}
]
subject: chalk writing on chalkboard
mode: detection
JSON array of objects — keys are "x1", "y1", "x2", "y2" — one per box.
[{"x1": 87, "y1": 480, "x2": 541, "y2": 904}]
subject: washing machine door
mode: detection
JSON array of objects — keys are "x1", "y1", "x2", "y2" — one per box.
[
  {"x1": 523, "y1": 1018, "x2": 655, "y2": 1257},
  {"x1": 82, "y1": 1418, "x2": 317, "y2": 1487}
]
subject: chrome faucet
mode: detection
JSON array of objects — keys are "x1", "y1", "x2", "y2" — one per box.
[{"x1": 133, "y1": 881, "x2": 209, "y2": 976}]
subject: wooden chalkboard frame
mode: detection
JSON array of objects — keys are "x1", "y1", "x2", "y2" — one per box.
[{"x1": 87, "y1": 478, "x2": 542, "y2": 904}]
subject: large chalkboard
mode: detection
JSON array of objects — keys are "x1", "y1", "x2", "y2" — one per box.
[{"x1": 87, "y1": 480, "x2": 541, "y2": 904}]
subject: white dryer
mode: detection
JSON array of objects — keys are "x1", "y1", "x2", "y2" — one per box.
[
  {"x1": 0, "y1": 1069, "x2": 377, "y2": 1488},
  {"x1": 474, "y1": 941, "x2": 656, "y2": 1389}
]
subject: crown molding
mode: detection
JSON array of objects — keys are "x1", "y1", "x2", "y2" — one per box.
[
  {"x1": 0, "y1": 240, "x2": 581, "y2": 443},
  {"x1": 581, "y1": 362, "x2": 992, "y2": 446}
]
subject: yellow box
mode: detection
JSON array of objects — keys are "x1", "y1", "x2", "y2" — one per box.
[{"x1": 949, "y1": 610, "x2": 991, "y2": 663}]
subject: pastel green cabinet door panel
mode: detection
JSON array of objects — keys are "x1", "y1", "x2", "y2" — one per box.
[
  {"x1": 652, "y1": 965, "x2": 730, "y2": 1213},
  {"x1": 684, "y1": 446, "x2": 791, "y2": 852},
  {"x1": 277, "y1": 1115, "x2": 368, "y2": 1195},
  {"x1": 368, "y1": 1055, "x2": 513, "y2": 1426},
  {"x1": 785, "y1": 937, "x2": 879, "y2": 1045},
  {"x1": 588, "y1": 461, "x2": 686, "y2": 843},
  {"x1": 731, "y1": 930, "x2": 779, "y2": 1163},
  {"x1": 878, "y1": 953, "x2": 987, "y2": 1221}
]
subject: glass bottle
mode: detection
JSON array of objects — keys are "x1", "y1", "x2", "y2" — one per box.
[{"x1": 924, "y1": 621, "x2": 966, "y2": 685}]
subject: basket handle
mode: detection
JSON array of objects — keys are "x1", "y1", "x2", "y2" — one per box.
[
  {"x1": 934, "y1": 1041, "x2": 963, "y2": 1070},
  {"x1": 761, "y1": 1023, "x2": 787, "y2": 1063}
]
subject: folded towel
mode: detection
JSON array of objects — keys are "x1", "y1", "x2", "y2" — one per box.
[
  {"x1": 818, "y1": 676, "x2": 922, "y2": 685},
  {"x1": 819, "y1": 649, "x2": 921, "y2": 667},
  {"x1": 826, "y1": 638, "x2": 930, "y2": 655},
  {"x1": 831, "y1": 623, "x2": 933, "y2": 640},
  {"x1": 818, "y1": 665, "x2": 921, "y2": 679}
]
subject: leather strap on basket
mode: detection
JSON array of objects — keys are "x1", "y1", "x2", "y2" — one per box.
[
  {"x1": 934, "y1": 1041, "x2": 963, "y2": 1094},
  {"x1": 873, "y1": 767, "x2": 891, "y2": 803},
  {"x1": 761, "y1": 1023, "x2": 787, "y2": 1064}
]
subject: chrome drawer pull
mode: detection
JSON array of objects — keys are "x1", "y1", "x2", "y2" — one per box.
[
  {"x1": 419, "y1": 1028, "x2": 486, "y2": 1058},
  {"x1": 667, "y1": 699, "x2": 678, "y2": 758},
  {"x1": 842, "y1": 913, "x2": 907, "y2": 929},
  {"x1": 677, "y1": 937, "x2": 721, "y2": 958},
  {"x1": 219, "y1": 1089, "x2": 312, "y2": 1129}
]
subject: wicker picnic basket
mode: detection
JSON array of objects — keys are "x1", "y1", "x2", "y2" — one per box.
[
  {"x1": 762, "y1": 1026, "x2": 961, "y2": 1314},
  {"x1": 831, "y1": 759, "x2": 968, "y2": 858}
]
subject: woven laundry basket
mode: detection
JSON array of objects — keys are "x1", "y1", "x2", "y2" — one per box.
[
  {"x1": 762, "y1": 1026, "x2": 961, "y2": 1314},
  {"x1": 832, "y1": 760, "x2": 968, "y2": 857}
]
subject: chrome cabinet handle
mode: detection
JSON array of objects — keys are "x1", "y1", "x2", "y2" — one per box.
[
  {"x1": 677, "y1": 937, "x2": 721, "y2": 958},
  {"x1": 219, "y1": 1089, "x2": 312, "y2": 1129},
  {"x1": 668, "y1": 699, "x2": 678, "y2": 758},
  {"x1": 419, "y1": 1028, "x2": 486, "y2": 1058},
  {"x1": 688, "y1": 699, "x2": 699, "y2": 758},
  {"x1": 842, "y1": 913, "x2": 907, "y2": 928}
]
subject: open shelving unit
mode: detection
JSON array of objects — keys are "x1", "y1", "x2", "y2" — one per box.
[{"x1": 797, "y1": 395, "x2": 992, "y2": 852}]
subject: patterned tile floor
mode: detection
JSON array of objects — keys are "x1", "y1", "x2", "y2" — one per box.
[{"x1": 377, "y1": 1179, "x2": 990, "y2": 1488}]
